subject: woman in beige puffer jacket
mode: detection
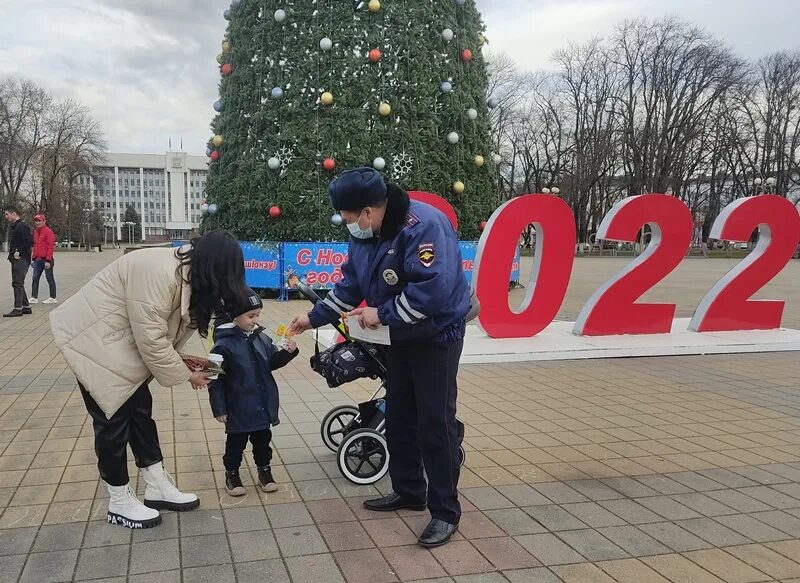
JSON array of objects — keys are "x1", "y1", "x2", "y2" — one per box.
[{"x1": 50, "y1": 230, "x2": 248, "y2": 529}]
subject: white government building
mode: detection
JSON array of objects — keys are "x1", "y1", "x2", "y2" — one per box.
[{"x1": 84, "y1": 150, "x2": 208, "y2": 242}]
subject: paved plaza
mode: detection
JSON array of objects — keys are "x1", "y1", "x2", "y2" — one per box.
[{"x1": 1, "y1": 249, "x2": 800, "y2": 583}]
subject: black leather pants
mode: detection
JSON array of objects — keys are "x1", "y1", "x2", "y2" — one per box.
[{"x1": 79, "y1": 382, "x2": 163, "y2": 486}]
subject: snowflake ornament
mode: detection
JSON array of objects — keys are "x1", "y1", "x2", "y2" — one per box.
[
  {"x1": 392, "y1": 151, "x2": 413, "y2": 180},
  {"x1": 276, "y1": 146, "x2": 294, "y2": 171}
]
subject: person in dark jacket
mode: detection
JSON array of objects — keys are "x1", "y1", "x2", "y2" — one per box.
[
  {"x1": 289, "y1": 168, "x2": 470, "y2": 548},
  {"x1": 208, "y1": 287, "x2": 298, "y2": 496},
  {"x1": 3, "y1": 205, "x2": 33, "y2": 318},
  {"x1": 30, "y1": 213, "x2": 57, "y2": 304}
]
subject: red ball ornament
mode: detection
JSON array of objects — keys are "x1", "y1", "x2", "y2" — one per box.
[
  {"x1": 479, "y1": 220, "x2": 487, "y2": 232},
  {"x1": 368, "y1": 48, "x2": 382, "y2": 63},
  {"x1": 323, "y1": 157, "x2": 336, "y2": 171},
  {"x1": 269, "y1": 205, "x2": 281, "y2": 218},
  {"x1": 221, "y1": 63, "x2": 233, "y2": 76},
  {"x1": 210, "y1": 150, "x2": 221, "y2": 161},
  {"x1": 460, "y1": 49, "x2": 473, "y2": 62}
]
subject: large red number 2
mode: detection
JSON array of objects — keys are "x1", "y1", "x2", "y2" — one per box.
[
  {"x1": 474, "y1": 195, "x2": 576, "y2": 338},
  {"x1": 574, "y1": 195, "x2": 692, "y2": 336},
  {"x1": 689, "y1": 195, "x2": 800, "y2": 332}
]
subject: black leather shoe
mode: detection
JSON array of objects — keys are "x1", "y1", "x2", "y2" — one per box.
[
  {"x1": 363, "y1": 492, "x2": 426, "y2": 512},
  {"x1": 2, "y1": 310, "x2": 22, "y2": 318},
  {"x1": 418, "y1": 518, "x2": 459, "y2": 548},
  {"x1": 21, "y1": 307, "x2": 32, "y2": 315}
]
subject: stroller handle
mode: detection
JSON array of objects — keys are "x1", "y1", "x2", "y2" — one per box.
[{"x1": 296, "y1": 280, "x2": 324, "y2": 305}]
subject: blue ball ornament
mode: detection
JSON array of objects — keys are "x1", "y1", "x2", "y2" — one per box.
[
  {"x1": 205, "y1": 147, "x2": 212, "y2": 157},
  {"x1": 271, "y1": 87, "x2": 284, "y2": 100},
  {"x1": 213, "y1": 100, "x2": 223, "y2": 112},
  {"x1": 223, "y1": 9, "x2": 231, "y2": 20},
  {"x1": 208, "y1": 203, "x2": 219, "y2": 215},
  {"x1": 440, "y1": 81, "x2": 453, "y2": 93},
  {"x1": 231, "y1": 0, "x2": 241, "y2": 7}
]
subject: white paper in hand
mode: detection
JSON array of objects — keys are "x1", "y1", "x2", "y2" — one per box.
[{"x1": 346, "y1": 315, "x2": 391, "y2": 345}]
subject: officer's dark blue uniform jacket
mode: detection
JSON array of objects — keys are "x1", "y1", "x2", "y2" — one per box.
[
  {"x1": 208, "y1": 323, "x2": 298, "y2": 434},
  {"x1": 308, "y1": 186, "x2": 470, "y2": 344}
]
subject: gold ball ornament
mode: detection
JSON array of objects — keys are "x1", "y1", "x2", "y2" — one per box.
[
  {"x1": 378, "y1": 101, "x2": 392, "y2": 116},
  {"x1": 321, "y1": 91, "x2": 334, "y2": 105},
  {"x1": 216, "y1": 53, "x2": 225, "y2": 65},
  {"x1": 212, "y1": 135, "x2": 224, "y2": 147},
  {"x1": 368, "y1": 0, "x2": 381, "y2": 12},
  {"x1": 222, "y1": 41, "x2": 231, "y2": 53},
  {"x1": 452, "y1": 181, "x2": 465, "y2": 194},
  {"x1": 474, "y1": 155, "x2": 485, "y2": 167},
  {"x1": 479, "y1": 33, "x2": 487, "y2": 46}
]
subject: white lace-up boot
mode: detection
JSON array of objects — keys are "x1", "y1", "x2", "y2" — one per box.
[
  {"x1": 142, "y1": 461, "x2": 200, "y2": 511},
  {"x1": 107, "y1": 483, "x2": 161, "y2": 529}
]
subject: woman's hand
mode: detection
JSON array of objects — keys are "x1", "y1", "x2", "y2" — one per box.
[
  {"x1": 189, "y1": 370, "x2": 212, "y2": 390},
  {"x1": 349, "y1": 307, "x2": 381, "y2": 330},
  {"x1": 285, "y1": 339, "x2": 297, "y2": 352},
  {"x1": 289, "y1": 314, "x2": 312, "y2": 335},
  {"x1": 215, "y1": 415, "x2": 227, "y2": 423}
]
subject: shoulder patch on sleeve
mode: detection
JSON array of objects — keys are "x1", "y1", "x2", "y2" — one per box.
[{"x1": 418, "y1": 243, "x2": 435, "y2": 267}]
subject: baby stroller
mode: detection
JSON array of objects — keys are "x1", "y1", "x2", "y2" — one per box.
[{"x1": 295, "y1": 281, "x2": 466, "y2": 485}]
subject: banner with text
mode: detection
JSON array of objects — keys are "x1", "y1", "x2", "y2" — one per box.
[{"x1": 241, "y1": 242, "x2": 282, "y2": 289}]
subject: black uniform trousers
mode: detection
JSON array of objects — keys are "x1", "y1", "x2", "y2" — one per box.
[
  {"x1": 10, "y1": 258, "x2": 30, "y2": 309},
  {"x1": 79, "y1": 382, "x2": 163, "y2": 486},
  {"x1": 223, "y1": 428, "x2": 273, "y2": 471},
  {"x1": 385, "y1": 338, "x2": 463, "y2": 524}
]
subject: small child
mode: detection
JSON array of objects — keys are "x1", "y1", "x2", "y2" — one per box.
[{"x1": 208, "y1": 287, "x2": 298, "y2": 496}]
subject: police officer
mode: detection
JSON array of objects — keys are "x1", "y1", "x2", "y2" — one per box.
[{"x1": 289, "y1": 168, "x2": 469, "y2": 547}]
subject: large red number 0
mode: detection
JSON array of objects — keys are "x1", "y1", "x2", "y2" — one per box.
[
  {"x1": 474, "y1": 195, "x2": 575, "y2": 338},
  {"x1": 689, "y1": 195, "x2": 800, "y2": 332},
  {"x1": 574, "y1": 194, "x2": 692, "y2": 336}
]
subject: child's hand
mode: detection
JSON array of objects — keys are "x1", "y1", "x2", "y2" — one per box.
[
  {"x1": 215, "y1": 415, "x2": 227, "y2": 423},
  {"x1": 285, "y1": 339, "x2": 297, "y2": 352}
]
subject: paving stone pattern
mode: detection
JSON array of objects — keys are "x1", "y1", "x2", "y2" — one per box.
[{"x1": 1, "y1": 251, "x2": 799, "y2": 582}]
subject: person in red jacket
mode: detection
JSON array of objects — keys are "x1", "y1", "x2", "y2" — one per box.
[{"x1": 30, "y1": 213, "x2": 57, "y2": 304}]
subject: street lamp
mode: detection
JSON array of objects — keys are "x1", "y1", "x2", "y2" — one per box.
[
  {"x1": 766, "y1": 176, "x2": 777, "y2": 193},
  {"x1": 542, "y1": 187, "x2": 551, "y2": 194},
  {"x1": 123, "y1": 221, "x2": 136, "y2": 245},
  {"x1": 551, "y1": 187, "x2": 560, "y2": 195},
  {"x1": 753, "y1": 176, "x2": 776, "y2": 195}
]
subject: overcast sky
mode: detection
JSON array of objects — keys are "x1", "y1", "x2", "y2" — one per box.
[{"x1": 1, "y1": 0, "x2": 797, "y2": 156}]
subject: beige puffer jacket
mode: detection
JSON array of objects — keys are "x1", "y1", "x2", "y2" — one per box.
[{"x1": 50, "y1": 247, "x2": 195, "y2": 419}]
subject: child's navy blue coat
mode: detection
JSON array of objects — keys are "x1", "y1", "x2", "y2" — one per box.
[{"x1": 208, "y1": 323, "x2": 298, "y2": 434}]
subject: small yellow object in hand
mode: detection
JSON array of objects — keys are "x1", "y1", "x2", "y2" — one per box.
[{"x1": 276, "y1": 324, "x2": 287, "y2": 337}]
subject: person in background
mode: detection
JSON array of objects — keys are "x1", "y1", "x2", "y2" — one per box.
[
  {"x1": 30, "y1": 213, "x2": 57, "y2": 304},
  {"x1": 208, "y1": 288, "x2": 298, "y2": 497},
  {"x1": 289, "y1": 168, "x2": 470, "y2": 548},
  {"x1": 50, "y1": 230, "x2": 248, "y2": 529},
  {"x1": 3, "y1": 205, "x2": 33, "y2": 318}
]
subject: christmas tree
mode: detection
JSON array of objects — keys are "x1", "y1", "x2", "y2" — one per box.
[{"x1": 202, "y1": 0, "x2": 499, "y2": 242}]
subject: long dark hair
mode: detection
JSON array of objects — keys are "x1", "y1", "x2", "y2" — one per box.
[{"x1": 176, "y1": 229, "x2": 247, "y2": 338}]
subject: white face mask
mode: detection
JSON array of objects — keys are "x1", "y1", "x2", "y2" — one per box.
[{"x1": 347, "y1": 210, "x2": 374, "y2": 239}]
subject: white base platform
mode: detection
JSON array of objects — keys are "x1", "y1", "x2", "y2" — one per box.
[{"x1": 317, "y1": 318, "x2": 800, "y2": 363}]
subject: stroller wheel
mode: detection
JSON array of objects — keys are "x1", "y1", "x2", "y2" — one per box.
[
  {"x1": 459, "y1": 445, "x2": 466, "y2": 468},
  {"x1": 337, "y1": 428, "x2": 390, "y2": 485},
  {"x1": 321, "y1": 405, "x2": 360, "y2": 452}
]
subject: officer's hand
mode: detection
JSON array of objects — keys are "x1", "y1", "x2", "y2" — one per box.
[
  {"x1": 289, "y1": 314, "x2": 312, "y2": 335},
  {"x1": 350, "y1": 307, "x2": 381, "y2": 330}
]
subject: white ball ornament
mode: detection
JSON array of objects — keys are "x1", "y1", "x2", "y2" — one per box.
[
  {"x1": 320, "y1": 37, "x2": 333, "y2": 51},
  {"x1": 274, "y1": 9, "x2": 286, "y2": 22},
  {"x1": 207, "y1": 203, "x2": 219, "y2": 214},
  {"x1": 442, "y1": 28, "x2": 454, "y2": 42},
  {"x1": 487, "y1": 97, "x2": 499, "y2": 109},
  {"x1": 492, "y1": 153, "x2": 502, "y2": 165},
  {"x1": 373, "y1": 157, "x2": 386, "y2": 170},
  {"x1": 447, "y1": 132, "x2": 460, "y2": 144},
  {"x1": 271, "y1": 86, "x2": 284, "y2": 100},
  {"x1": 440, "y1": 81, "x2": 453, "y2": 93},
  {"x1": 467, "y1": 108, "x2": 478, "y2": 120},
  {"x1": 268, "y1": 157, "x2": 281, "y2": 170},
  {"x1": 330, "y1": 213, "x2": 344, "y2": 227}
]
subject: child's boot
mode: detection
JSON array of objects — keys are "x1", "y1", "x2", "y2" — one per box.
[
  {"x1": 258, "y1": 466, "x2": 279, "y2": 493},
  {"x1": 225, "y1": 470, "x2": 246, "y2": 496}
]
